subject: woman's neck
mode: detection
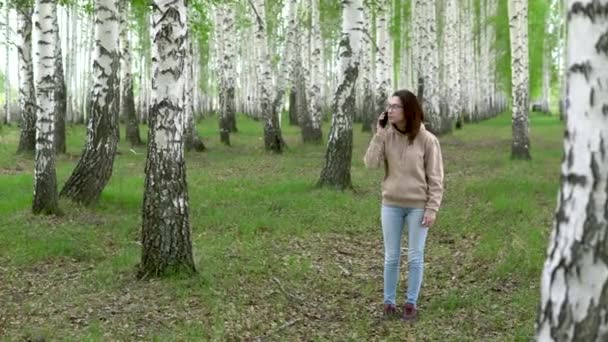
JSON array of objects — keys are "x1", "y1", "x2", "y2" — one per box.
[{"x1": 394, "y1": 121, "x2": 406, "y2": 132}]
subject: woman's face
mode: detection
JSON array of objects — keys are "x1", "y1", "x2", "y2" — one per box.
[{"x1": 387, "y1": 96, "x2": 405, "y2": 126}]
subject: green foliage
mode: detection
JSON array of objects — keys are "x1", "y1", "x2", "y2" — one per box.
[
  {"x1": 528, "y1": 0, "x2": 550, "y2": 98},
  {"x1": 131, "y1": 0, "x2": 151, "y2": 57},
  {"x1": 8, "y1": 0, "x2": 34, "y2": 10},
  {"x1": 260, "y1": 0, "x2": 284, "y2": 65},
  {"x1": 319, "y1": 0, "x2": 341, "y2": 42},
  {"x1": 0, "y1": 112, "x2": 562, "y2": 340},
  {"x1": 493, "y1": 0, "x2": 550, "y2": 98},
  {"x1": 82, "y1": 0, "x2": 94, "y2": 14},
  {"x1": 391, "y1": 0, "x2": 405, "y2": 87},
  {"x1": 493, "y1": 0, "x2": 511, "y2": 93}
]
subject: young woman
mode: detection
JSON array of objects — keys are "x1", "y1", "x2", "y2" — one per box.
[{"x1": 363, "y1": 89, "x2": 444, "y2": 322}]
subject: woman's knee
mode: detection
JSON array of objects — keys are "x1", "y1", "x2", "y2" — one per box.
[
  {"x1": 384, "y1": 252, "x2": 400, "y2": 268},
  {"x1": 408, "y1": 250, "x2": 424, "y2": 267}
]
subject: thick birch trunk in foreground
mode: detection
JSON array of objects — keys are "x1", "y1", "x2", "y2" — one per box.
[
  {"x1": 139, "y1": 0, "x2": 196, "y2": 278},
  {"x1": 318, "y1": 0, "x2": 363, "y2": 189},
  {"x1": 537, "y1": 1, "x2": 608, "y2": 339},
  {"x1": 60, "y1": 0, "x2": 120, "y2": 205},
  {"x1": 32, "y1": 0, "x2": 59, "y2": 215}
]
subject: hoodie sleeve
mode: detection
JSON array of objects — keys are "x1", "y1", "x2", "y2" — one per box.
[
  {"x1": 424, "y1": 135, "x2": 444, "y2": 212},
  {"x1": 363, "y1": 132, "x2": 386, "y2": 169}
]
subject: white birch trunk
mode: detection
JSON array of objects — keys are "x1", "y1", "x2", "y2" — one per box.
[
  {"x1": 415, "y1": 0, "x2": 442, "y2": 133},
  {"x1": 308, "y1": 0, "x2": 323, "y2": 137},
  {"x1": 274, "y1": 0, "x2": 296, "y2": 121},
  {"x1": 81, "y1": 15, "x2": 94, "y2": 124},
  {"x1": 479, "y1": 0, "x2": 489, "y2": 117},
  {"x1": 216, "y1": 3, "x2": 237, "y2": 144},
  {"x1": 375, "y1": 0, "x2": 391, "y2": 114},
  {"x1": 508, "y1": 0, "x2": 531, "y2": 159},
  {"x1": 487, "y1": 0, "x2": 498, "y2": 115},
  {"x1": 53, "y1": 2, "x2": 66, "y2": 153},
  {"x1": 537, "y1": 0, "x2": 608, "y2": 338},
  {"x1": 359, "y1": 0, "x2": 375, "y2": 132},
  {"x1": 318, "y1": 0, "x2": 363, "y2": 189},
  {"x1": 65, "y1": 6, "x2": 73, "y2": 123},
  {"x1": 32, "y1": 0, "x2": 58, "y2": 215},
  {"x1": 4, "y1": 3, "x2": 10, "y2": 124},
  {"x1": 17, "y1": 5, "x2": 36, "y2": 153},
  {"x1": 456, "y1": 0, "x2": 468, "y2": 127},
  {"x1": 60, "y1": 0, "x2": 120, "y2": 205},
  {"x1": 445, "y1": 0, "x2": 460, "y2": 124},
  {"x1": 140, "y1": 0, "x2": 195, "y2": 278},
  {"x1": 409, "y1": 0, "x2": 418, "y2": 91},
  {"x1": 214, "y1": 5, "x2": 228, "y2": 142},
  {"x1": 252, "y1": 0, "x2": 285, "y2": 152},
  {"x1": 119, "y1": 1, "x2": 141, "y2": 146},
  {"x1": 184, "y1": 31, "x2": 205, "y2": 152}
]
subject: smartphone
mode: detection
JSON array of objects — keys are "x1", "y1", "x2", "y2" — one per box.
[{"x1": 379, "y1": 111, "x2": 388, "y2": 128}]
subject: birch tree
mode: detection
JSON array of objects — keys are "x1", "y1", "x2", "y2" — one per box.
[
  {"x1": 537, "y1": 1, "x2": 608, "y2": 339},
  {"x1": 375, "y1": 0, "x2": 390, "y2": 115},
  {"x1": 4, "y1": 0, "x2": 10, "y2": 124},
  {"x1": 444, "y1": 0, "x2": 460, "y2": 125},
  {"x1": 251, "y1": 0, "x2": 285, "y2": 153},
  {"x1": 16, "y1": 3, "x2": 36, "y2": 153},
  {"x1": 318, "y1": 0, "x2": 363, "y2": 189},
  {"x1": 32, "y1": 0, "x2": 58, "y2": 215},
  {"x1": 119, "y1": 1, "x2": 142, "y2": 146},
  {"x1": 60, "y1": 0, "x2": 120, "y2": 205},
  {"x1": 294, "y1": 14, "x2": 318, "y2": 143},
  {"x1": 487, "y1": 0, "x2": 498, "y2": 116},
  {"x1": 540, "y1": 17, "x2": 551, "y2": 114},
  {"x1": 274, "y1": 0, "x2": 296, "y2": 131},
  {"x1": 139, "y1": 0, "x2": 196, "y2": 278},
  {"x1": 53, "y1": 5, "x2": 66, "y2": 154},
  {"x1": 184, "y1": 32, "x2": 205, "y2": 152},
  {"x1": 307, "y1": 0, "x2": 323, "y2": 140},
  {"x1": 414, "y1": 0, "x2": 442, "y2": 134},
  {"x1": 216, "y1": 3, "x2": 236, "y2": 145},
  {"x1": 508, "y1": 0, "x2": 531, "y2": 159},
  {"x1": 358, "y1": 0, "x2": 374, "y2": 132}
]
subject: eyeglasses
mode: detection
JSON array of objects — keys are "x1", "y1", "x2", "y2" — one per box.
[{"x1": 386, "y1": 104, "x2": 403, "y2": 110}]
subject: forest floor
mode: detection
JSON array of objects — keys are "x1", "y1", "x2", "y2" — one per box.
[{"x1": 0, "y1": 112, "x2": 561, "y2": 341}]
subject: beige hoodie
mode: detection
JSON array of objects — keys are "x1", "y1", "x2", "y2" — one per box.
[{"x1": 363, "y1": 124, "x2": 444, "y2": 216}]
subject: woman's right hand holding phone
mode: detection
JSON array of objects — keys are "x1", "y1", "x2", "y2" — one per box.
[{"x1": 377, "y1": 111, "x2": 388, "y2": 134}]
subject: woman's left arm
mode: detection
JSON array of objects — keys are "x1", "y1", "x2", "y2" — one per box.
[{"x1": 423, "y1": 136, "x2": 444, "y2": 227}]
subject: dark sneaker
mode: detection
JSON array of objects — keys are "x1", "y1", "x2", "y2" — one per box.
[
  {"x1": 383, "y1": 304, "x2": 397, "y2": 318},
  {"x1": 402, "y1": 303, "x2": 417, "y2": 322}
]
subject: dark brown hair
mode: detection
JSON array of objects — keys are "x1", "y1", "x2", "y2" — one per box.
[{"x1": 392, "y1": 89, "x2": 423, "y2": 143}]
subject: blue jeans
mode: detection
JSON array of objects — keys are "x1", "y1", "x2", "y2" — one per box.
[{"x1": 381, "y1": 205, "x2": 428, "y2": 306}]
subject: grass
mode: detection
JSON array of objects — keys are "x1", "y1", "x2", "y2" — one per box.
[{"x1": 0, "y1": 112, "x2": 563, "y2": 340}]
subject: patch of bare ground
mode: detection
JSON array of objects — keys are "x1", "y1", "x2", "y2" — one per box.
[
  {"x1": 212, "y1": 229, "x2": 494, "y2": 340},
  {"x1": 0, "y1": 163, "x2": 27, "y2": 176},
  {"x1": 0, "y1": 259, "x2": 209, "y2": 341}
]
